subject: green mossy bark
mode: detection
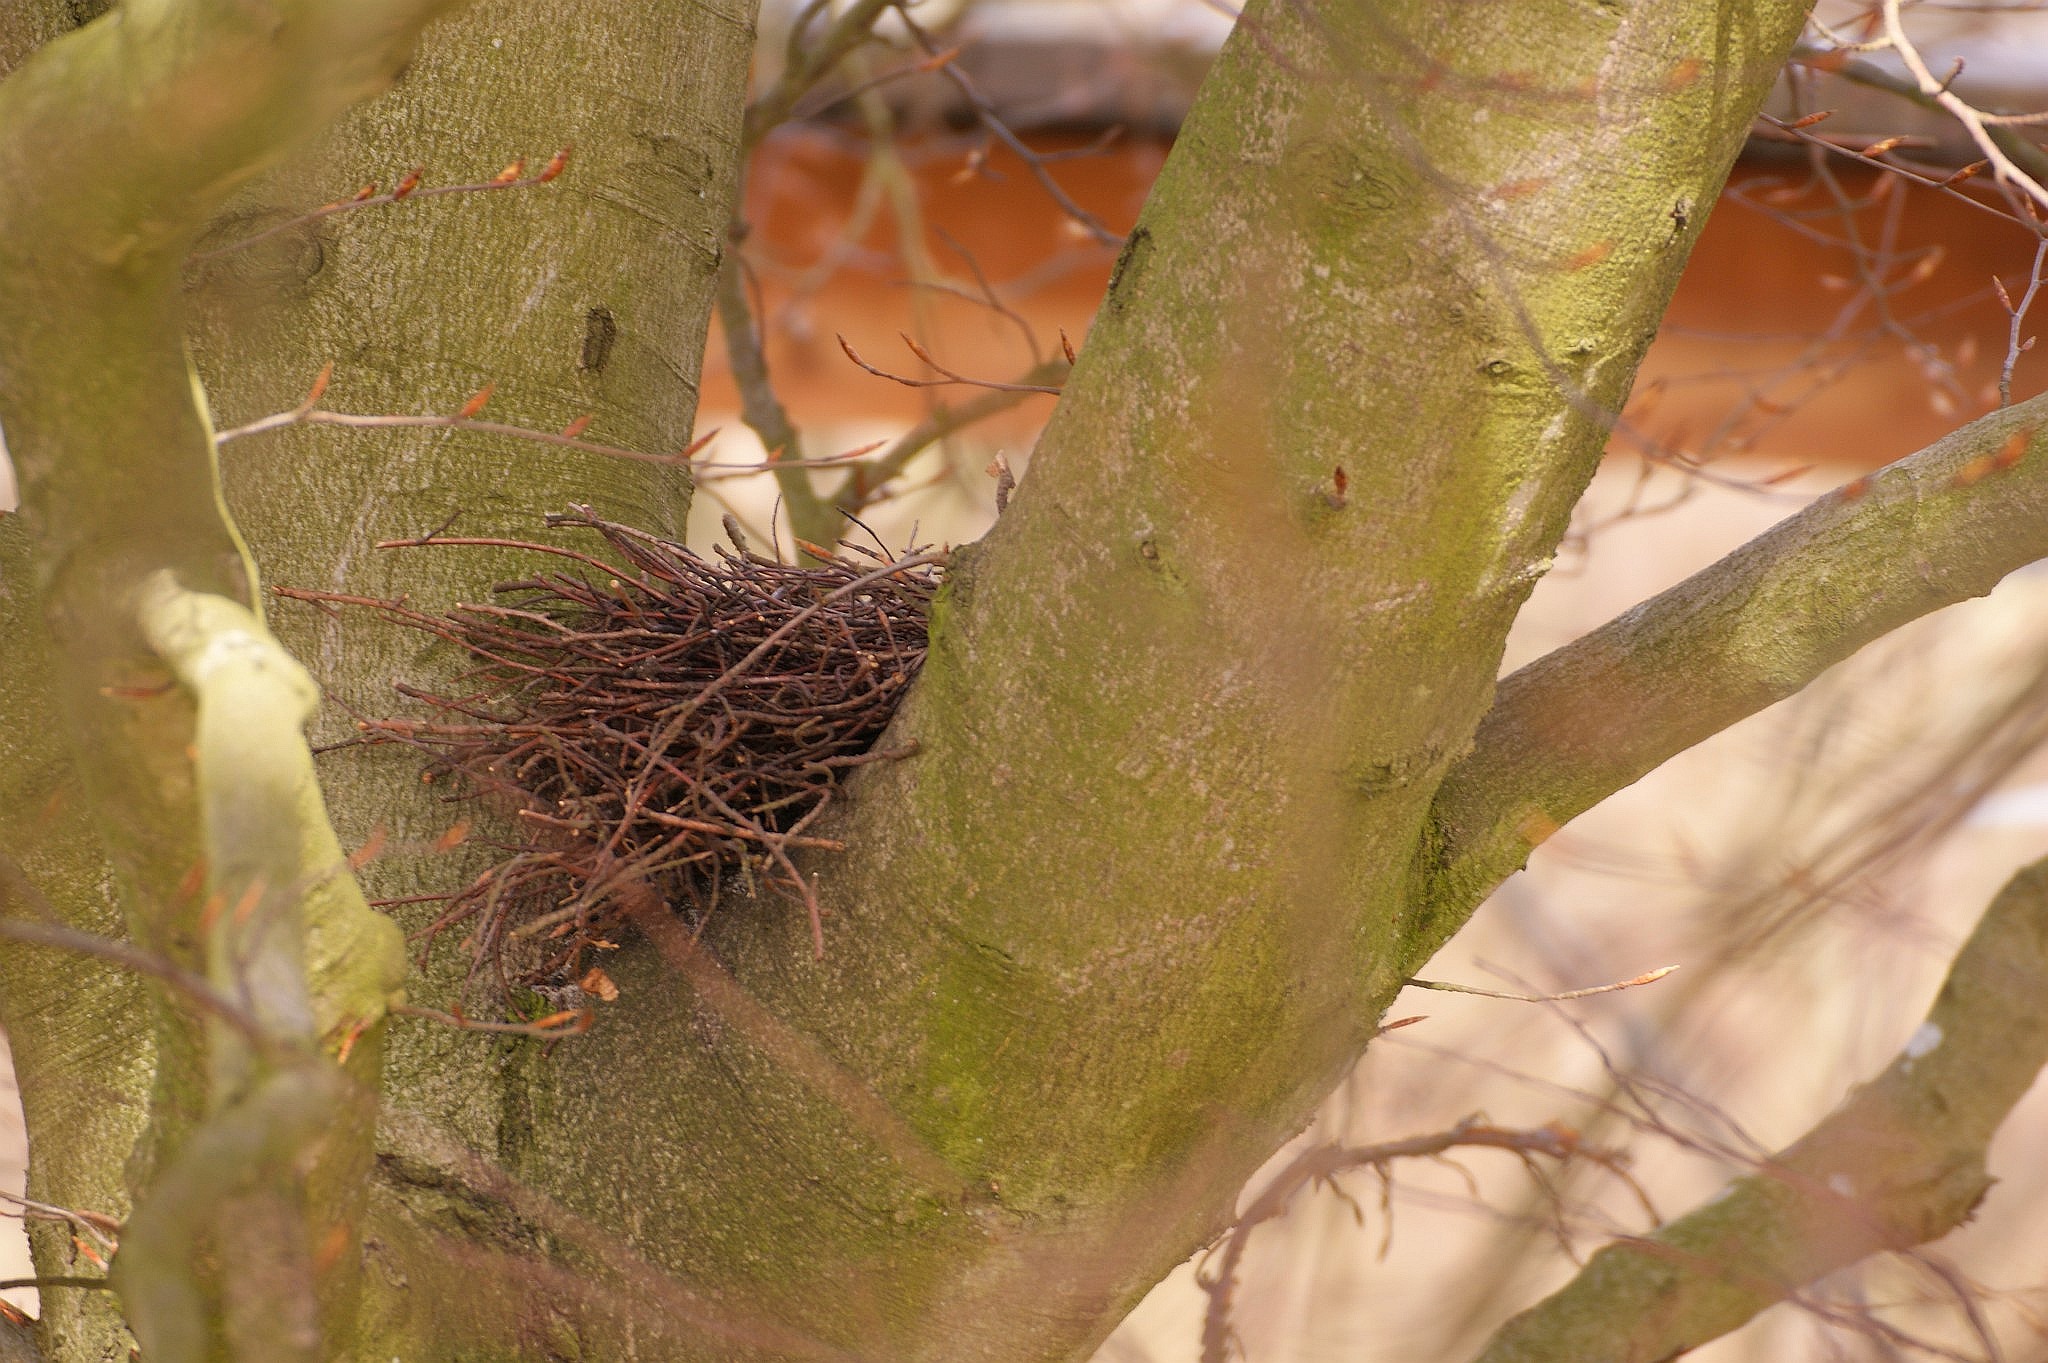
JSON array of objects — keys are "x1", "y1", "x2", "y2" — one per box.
[
  {"x1": 0, "y1": 56, "x2": 154, "y2": 1295},
  {"x1": 179, "y1": 0, "x2": 746, "y2": 1192}
]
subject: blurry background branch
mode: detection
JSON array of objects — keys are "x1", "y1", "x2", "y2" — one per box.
[
  {"x1": 718, "y1": 0, "x2": 920, "y2": 552},
  {"x1": 1199, "y1": 1119, "x2": 1614, "y2": 1363},
  {"x1": 1468, "y1": 850, "x2": 2048, "y2": 1363},
  {"x1": 713, "y1": 0, "x2": 1079, "y2": 553},
  {"x1": 744, "y1": 0, "x2": 905, "y2": 153}
]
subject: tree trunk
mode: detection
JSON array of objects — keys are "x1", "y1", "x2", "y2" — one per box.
[{"x1": 723, "y1": 5, "x2": 1810, "y2": 1357}]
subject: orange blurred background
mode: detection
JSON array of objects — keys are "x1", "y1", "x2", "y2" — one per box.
[{"x1": 706, "y1": 128, "x2": 2048, "y2": 478}]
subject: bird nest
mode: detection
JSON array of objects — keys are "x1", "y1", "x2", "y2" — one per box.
[{"x1": 279, "y1": 508, "x2": 939, "y2": 986}]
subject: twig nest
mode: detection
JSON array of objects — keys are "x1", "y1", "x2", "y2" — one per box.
[{"x1": 282, "y1": 508, "x2": 939, "y2": 986}]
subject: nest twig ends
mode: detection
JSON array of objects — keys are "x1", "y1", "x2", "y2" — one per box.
[{"x1": 277, "y1": 508, "x2": 941, "y2": 987}]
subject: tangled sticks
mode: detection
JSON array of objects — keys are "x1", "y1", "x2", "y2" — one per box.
[{"x1": 278, "y1": 509, "x2": 941, "y2": 986}]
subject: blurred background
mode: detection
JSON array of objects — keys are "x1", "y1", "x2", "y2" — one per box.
[{"x1": 11, "y1": 1, "x2": 2048, "y2": 1357}]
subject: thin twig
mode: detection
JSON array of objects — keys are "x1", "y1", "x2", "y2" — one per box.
[
  {"x1": 188, "y1": 150, "x2": 571, "y2": 262},
  {"x1": 1197, "y1": 1117, "x2": 1619, "y2": 1363},
  {"x1": 1406, "y1": 964, "x2": 1678, "y2": 1003},
  {"x1": 0, "y1": 1276, "x2": 113, "y2": 1293},
  {"x1": 829, "y1": 365, "x2": 1063, "y2": 514},
  {"x1": 896, "y1": 9, "x2": 1123, "y2": 246},
  {"x1": 1878, "y1": 0, "x2": 2048, "y2": 216},
  {"x1": 391, "y1": 1001, "x2": 593, "y2": 1038},
  {"x1": 1998, "y1": 232, "x2": 2048, "y2": 406},
  {"x1": 837, "y1": 333, "x2": 1064, "y2": 393},
  {"x1": 215, "y1": 379, "x2": 719, "y2": 468},
  {"x1": 0, "y1": 891, "x2": 266, "y2": 1046},
  {"x1": 0, "y1": 1191, "x2": 120, "y2": 1253},
  {"x1": 1755, "y1": 111, "x2": 2029, "y2": 229}
]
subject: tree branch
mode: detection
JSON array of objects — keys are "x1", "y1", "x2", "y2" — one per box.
[
  {"x1": 711, "y1": 251, "x2": 839, "y2": 550},
  {"x1": 744, "y1": 0, "x2": 900, "y2": 152},
  {"x1": 826, "y1": 363, "x2": 1065, "y2": 514},
  {"x1": 791, "y1": 3, "x2": 1814, "y2": 1356},
  {"x1": 0, "y1": 3, "x2": 460, "y2": 1357},
  {"x1": 135, "y1": 575, "x2": 406, "y2": 1058},
  {"x1": 1796, "y1": 46, "x2": 2048, "y2": 191},
  {"x1": 1468, "y1": 851, "x2": 2048, "y2": 1363},
  {"x1": 1421, "y1": 393, "x2": 2048, "y2": 946}
]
